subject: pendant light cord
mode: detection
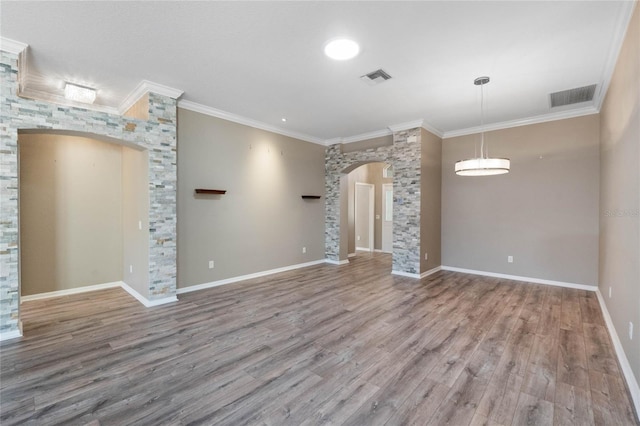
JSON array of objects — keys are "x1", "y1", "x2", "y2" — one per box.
[{"x1": 480, "y1": 81, "x2": 485, "y2": 159}]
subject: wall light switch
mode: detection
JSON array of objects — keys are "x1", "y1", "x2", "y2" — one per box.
[
  {"x1": 302, "y1": 247, "x2": 306, "y2": 254},
  {"x1": 609, "y1": 287, "x2": 612, "y2": 298},
  {"x1": 424, "y1": 253, "x2": 428, "y2": 261},
  {"x1": 357, "y1": 235, "x2": 361, "y2": 241},
  {"x1": 209, "y1": 260, "x2": 214, "y2": 269},
  {"x1": 630, "y1": 322, "x2": 634, "y2": 340},
  {"x1": 376, "y1": 215, "x2": 380, "y2": 220},
  {"x1": 138, "y1": 220, "x2": 142, "y2": 230},
  {"x1": 507, "y1": 256, "x2": 513, "y2": 263},
  {"x1": 129, "y1": 265, "x2": 133, "y2": 274}
]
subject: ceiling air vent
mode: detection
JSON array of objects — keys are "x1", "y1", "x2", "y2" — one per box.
[
  {"x1": 360, "y1": 69, "x2": 392, "y2": 86},
  {"x1": 549, "y1": 84, "x2": 597, "y2": 108}
]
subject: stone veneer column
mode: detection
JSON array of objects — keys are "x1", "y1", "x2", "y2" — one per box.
[
  {"x1": 324, "y1": 128, "x2": 421, "y2": 274},
  {"x1": 0, "y1": 50, "x2": 179, "y2": 336}
]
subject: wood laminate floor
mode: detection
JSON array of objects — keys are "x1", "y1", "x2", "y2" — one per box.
[{"x1": 1, "y1": 253, "x2": 637, "y2": 425}]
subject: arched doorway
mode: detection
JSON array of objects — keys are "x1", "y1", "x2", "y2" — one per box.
[{"x1": 324, "y1": 128, "x2": 423, "y2": 276}]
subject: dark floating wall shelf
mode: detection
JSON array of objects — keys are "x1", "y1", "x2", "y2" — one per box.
[
  {"x1": 301, "y1": 195, "x2": 321, "y2": 199},
  {"x1": 195, "y1": 189, "x2": 227, "y2": 195}
]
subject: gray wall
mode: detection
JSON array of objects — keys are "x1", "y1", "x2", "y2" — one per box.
[
  {"x1": 177, "y1": 108, "x2": 326, "y2": 289},
  {"x1": 599, "y1": 4, "x2": 640, "y2": 387},
  {"x1": 420, "y1": 129, "x2": 442, "y2": 272},
  {"x1": 19, "y1": 134, "x2": 124, "y2": 295},
  {"x1": 442, "y1": 115, "x2": 600, "y2": 286}
]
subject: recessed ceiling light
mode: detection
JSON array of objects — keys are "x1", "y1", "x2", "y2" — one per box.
[
  {"x1": 64, "y1": 82, "x2": 96, "y2": 104},
  {"x1": 281, "y1": 118, "x2": 287, "y2": 122},
  {"x1": 324, "y1": 38, "x2": 360, "y2": 61}
]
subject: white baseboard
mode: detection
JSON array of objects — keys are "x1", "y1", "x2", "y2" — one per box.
[
  {"x1": 440, "y1": 266, "x2": 596, "y2": 291},
  {"x1": 421, "y1": 266, "x2": 442, "y2": 278},
  {"x1": 356, "y1": 247, "x2": 371, "y2": 252},
  {"x1": 392, "y1": 270, "x2": 421, "y2": 279},
  {"x1": 325, "y1": 258, "x2": 349, "y2": 265},
  {"x1": 21, "y1": 280, "x2": 177, "y2": 308},
  {"x1": 21, "y1": 281, "x2": 122, "y2": 302},
  {"x1": 595, "y1": 289, "x2": 640, "y2": 417},
  {"x1": 348, "y1": 252, "x2": 357, "y2": 258},
  {"x1": 177, "y1": 259, "x2": 327, "y2": 295},
  {"x1": 0, "y1": 321, "x2": 23, "y2": 342},
  {"x1": 120, "y1": 281, "x2": 178, "y2": 307},
  {"x1": 373, "y1": 249, "x2": 384, "y2": 253}
]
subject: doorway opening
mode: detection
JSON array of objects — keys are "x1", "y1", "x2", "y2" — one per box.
[
  {"x1": 346, "y1": 162, "x2": 393, "y2": 258},
  {"x1": 18, "y1": 130, "x2": 149, "y2": 301}
]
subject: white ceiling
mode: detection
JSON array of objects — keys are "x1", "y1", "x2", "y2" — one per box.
[{"x1": 0, "y1": 1, "x2": 635, "y2": 143}]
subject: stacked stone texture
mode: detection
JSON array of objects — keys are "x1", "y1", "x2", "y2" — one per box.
[
  {"x1": 0, "y1": 51, "x2": 178, "y2": 334},
  {"x1": 325, "y1": 128, "x2": 421, "y2": 274}
]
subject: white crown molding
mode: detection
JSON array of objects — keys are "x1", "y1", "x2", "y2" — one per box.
[
  {"x1": 442, "y1": 106, "x2": 599, "y2": 139},
  {"x1": 176, "y1": 259, "x2": 326, "y2": 295},
  {"x1": 595, "y1": 289, "x2": 640, "y2": 416},
  {"x1": 441, "y1": 266, "x2": 597, "y2": 291},
  {"x1": 388, "y1": 119, "x2": 424, "y2": 133},
  {"x1": 340, "y1": 128, "x2": 392, "y2": 144},
  {"x1": 118, "y1": 80, "x2": 184, "y2": 115},
  {"x1": 421, "y1": 122, "x2": 444, "y2": 139},
  {"x1": 178, "y1": 99, "x2": 325, "y2": 145},
  {"x1": 594, "y1": 0, "x2": 637, "y2": 111},
  {"x1": 0, "y1": 37, "x2": 28, "y2": 55},
  {"x1": 324, "y1": 137, "x2": 343, "y2": 146}
]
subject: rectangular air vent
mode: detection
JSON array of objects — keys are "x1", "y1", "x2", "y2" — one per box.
[
  {"x1": 549, "y1": 84, "x2": 597, "y2": 108},
  {"x1": 360, "y1": 69, "x2": 392, "y2": 86}
]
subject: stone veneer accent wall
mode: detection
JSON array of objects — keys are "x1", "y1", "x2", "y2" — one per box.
[
  {"x1": 325, "y1": 128, "x2": 422, "y2": 274},
  {"x1": 0, "y1": 50, "x2": 179, "y2": 335}
]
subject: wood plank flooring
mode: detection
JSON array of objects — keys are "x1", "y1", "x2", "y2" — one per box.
[{"x1": 1, "y1": 253, "x2": 638, "y2": 425}]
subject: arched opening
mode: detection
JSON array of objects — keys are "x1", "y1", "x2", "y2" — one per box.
[
  {"x1": 17, "y1": 129, "x2": 150, "y2": 305},
  {"x1": 344, "y1": 162, "x2": 393, "y2": 259}
]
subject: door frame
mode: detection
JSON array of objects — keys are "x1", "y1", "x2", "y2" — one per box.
[
  {"x1": 354, "y1": 182, "x2": 374, "y2": 252},
  {"x1": 381, "y1": 182, "x2": 393, "y2": 253}
]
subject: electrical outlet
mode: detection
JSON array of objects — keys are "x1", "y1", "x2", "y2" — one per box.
[
  {"x1": 208, "y1": 260, "x2": 214, "y2": 269},
  {"x1": 507, "y1": 256, "x2": 513, "y2": 263},
  {"x1": 357, "y1": 235, "x2": 360, "y2": 241},
  {"x1": 376, "y1": 215, "x2": 380, "y2": 220},
  {"x1": 609, "y1": 287, "x2": 612, "y2": 298},
  {"x1": 424, "y1": 253, "x2": 428, "y2": 261},
  {"x1": 129, "y1": 265, "x2": 133, "y2": 274},
  {"x1": 302, "y1": 247, "x2": 306, "y2": 254},
  {"x1": 630, "y1": 322, "x2": 634, "y2": 340},
  {"x1": 138, "y1": 220, "x2": 142, "y2": 230}
]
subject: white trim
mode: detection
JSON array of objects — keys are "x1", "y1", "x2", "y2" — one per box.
[
  {"x1": 0, "y1": 37, "x2": 28, "y2": 55},
  {"x1": 178, "y1": 100, "x2": 324, "y2": 145},
  {"x1": 120, "y1": 282, "x2": 178, "y2": 307},
  {"x1": 118, "y1": 80, "x2": 183, "y2": 115},
  {"x1": 420, "y1": 266, "x2": 442, "y2": 278},
  {"x1": 421, "y1": 122, "x2": 444, "y2": 139},
  {"x1": 595, "y1": 289, "x2": 640, "y2": 416},
  {"x1": 595, "y1": 1, "x2": 637, "y2": 111},
  {"x1": 0, "y1": 328, "x2": 22, "y2": 342},
  {"x1": 356, "y1": 247, "x2": 372, "y2": 252},
  {"x1": 443, "y1": 107, "x2": 599, "y2": 139},
  {"x1": 355, "y1": 182, "x2": 375, "y2": 253},
  {"x1": 440, "y1": 266, "x2": 597, "y2": 291},
  {"x1": 325, "y1": 258, "x2": 350, "y2": 265},
  {"x1": 340, "y1": 128, "x2": 392, "y2": 144},
  {"x1": 348, "y1": 252, "x2": 357, "y2": 258},
  {"x1": 388, "y1": 119, "x2": 424, "y2": 133},
  {"x1": 392, "y1": 270, "x2": 421, "y2": 279},
  {"x1": 373, "y1": 249, "x2": 384, "y2": 253},
  {"x1": 20, "y1": 281, "x2": 123, "y2": 302},
  {"x1": 18, "y1": 86, "x2": 121, "y2": 115},
  {"x1": 177, "y1": 259, "x2": 327, "y2": 294}
]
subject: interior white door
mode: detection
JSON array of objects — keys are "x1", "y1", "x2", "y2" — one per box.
[
  {"x1": 355, "y1": 182, "x2": 374, "y2": 251},
  {"x1": 382, "y1": 183, "x2": 393, "y2": 253}
]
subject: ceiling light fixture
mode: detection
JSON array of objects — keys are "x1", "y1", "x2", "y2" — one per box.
[
  {"x1": 281, "y1": 118, "x2": 287, "y2": 122},
  {"x1": 64, "y1": 82, "x2": 97, "y2": 104},
  {"x1": 455, "y1": 76, "x2": 510, "y2": 176},
  {"x1": 324, "y1": 38, "x2": 360, "y2": 60}
]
